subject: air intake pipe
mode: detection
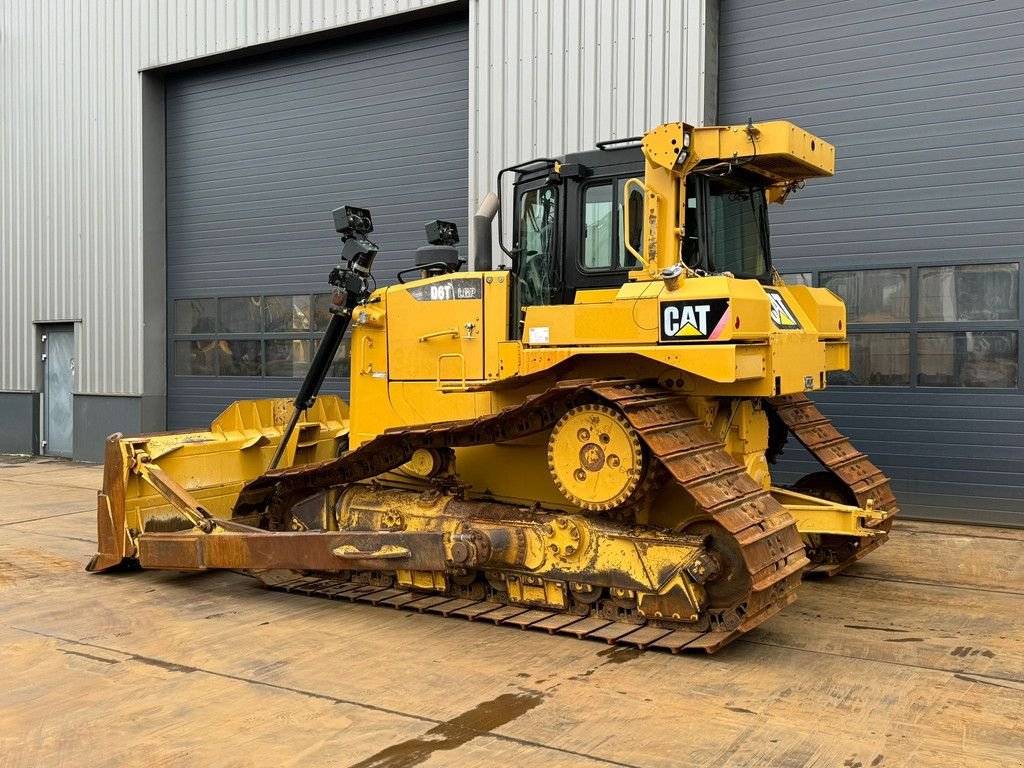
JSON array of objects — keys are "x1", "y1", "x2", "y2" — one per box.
[{"x1": 473, "y1": 192, "x2": 500, "y2": 270}]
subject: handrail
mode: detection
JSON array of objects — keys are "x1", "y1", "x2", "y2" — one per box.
[{"x1": 623, "y1": 177, "x2": 655, "y2": 271}]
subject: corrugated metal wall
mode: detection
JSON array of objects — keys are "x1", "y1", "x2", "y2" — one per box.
[
  {"x1": 1, "y1": 0, "x2": 142, "y2": 395},
  {"x1": 718, "y1": 0, "x2": 1024, "y2": 526},
  {"x1": 469, "y1": 0, "x2": 717, "y2": 262},
  {"x1": 164, "y1": 17, "x2": 469, "y2": 427},
  {"x1": 2, "y1": 0, "x2": 717, "y2": 440},
  {"x1": 0, "y1": 0, "x2": 456, "y2": 397},
  {"x1": 139, "y1": 0, "x2": 455, "y2": 69}
]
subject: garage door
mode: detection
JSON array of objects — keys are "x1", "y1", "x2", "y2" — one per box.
[
  {"x1": 718, "y1": 0, "x2": 1024, "y2": 526},
  {"x1": 166, "y1": 14, "x2": 468, "y2": 428}
]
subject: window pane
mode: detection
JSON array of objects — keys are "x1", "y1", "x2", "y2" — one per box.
[
  {"x1": 218, "y1": 296, "x2": 262, "y2": 333},
  {"x1": 217, "y1": 340, "x2": 262, "y2": 376},
  {"x1": 264, "y1": 295, "x2": 311, "y2": 332},
  {"x1": 918, "y1": 263, "x2": 1019, "y2": 321},
  {"x1": 583, "y1": 183, "x2": 615, "y2": 269},
  {"x1": 828, "y1": 333, "x2": 910, "y2": 386},
  {"x1": 313, "y1": 293, "x2": 337, "y2": 331},
  {"x1": 174, "y1": 340, "x2": 216, "y2": 376},
  {"x1": 820, "y1": 269, "x2": 910, "y2": 323},
  {"x1": 918, "y1": 331, "x2": 1018, "y2": 388},
  {"x1": 683, "y1": 178, "x2": 700, "y2": 269},
  {"x1": 266, "y1": 339, "x2": 311, "y2": 377},
  {"x1": 314, "y1": 336, "x2": 352, "y2": 379},
  {"x1": 705, "y1": 176, "x2": 770, "y2": 279},
  {"x1": 517, "y1": 184, "x2": 558, "y2": 307},
  {"x1": 174, "y1": 298, "x2": 216, "y2": 334},
  {"x1": 781, "y1": 272, "x2": 813, "y2": 286}
]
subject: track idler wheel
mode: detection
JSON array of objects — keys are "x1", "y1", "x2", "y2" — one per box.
[
  {"x1": 793, "y1": 471, "x2": 857, "y2": 505},
  {"x1": 679, "y1": 519, "x2": 751, "y2": 630},
  {"x1": 546, "y1": 403, "x2": 651, "y2": 512},
  {"x1": 792, "y1": 471, "x2": 861, "y2": 569}
]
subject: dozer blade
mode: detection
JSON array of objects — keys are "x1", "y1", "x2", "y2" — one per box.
[{"x1": 87, "y1": 396, "x2": 349, "y2": 572}]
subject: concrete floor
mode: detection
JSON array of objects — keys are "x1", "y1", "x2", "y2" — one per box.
[{"x1": 0, "y1": 456, "x2": 1021, "y2": 768}]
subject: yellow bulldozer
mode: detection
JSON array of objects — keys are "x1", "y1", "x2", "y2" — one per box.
[{"x1": 88, "y1": 119, "x2": 897, "y2": 653}]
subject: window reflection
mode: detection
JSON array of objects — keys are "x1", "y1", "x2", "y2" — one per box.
[
  {"x1": 828, "y1": 333, "x2": 910, "y2": 386},
  {"x1": 218, "y1": 296, "x2": 262, "y2": 333},
  {"x1": 217, "y1": 340, "x2": 262, "y2": 376},
  {"x1": 781, "y1": 273, "x2": 813, "y2": 287},
  {"x1": 174, "y1": 340, "x2": 216, "y2": 376},
  {"x1": 820, "y1": 269, "x2": 910, "y2": 323},
  {"x1": 264, "y1": 295, "x2": 311, "y2": 332},
  {"x1": 173, "y1": 293, "x2": 351, "y2": 379},
  {"x1": 918, "y1": 264, "x2": 1018, "y2": 322},
  {"x1": 313, "y1": 293, "x2": 337, "y2": 331},
  {"x1": 314, "y1": 336, "x2": 352, "y2": 378},
  {"x1": 266, "y1": 339, "x2": 311, "y2": 378},
  {"x1": 918, "y1": 332, "x2": 1018, "y2": 388},
  {"x1": 174, "y1": 298, "x2": 216, "y2": 334}
]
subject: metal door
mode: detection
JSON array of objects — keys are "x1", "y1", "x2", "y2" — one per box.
[
  {"x1": 163, "y1": 16, "x2": 469, "y2": 428},
  {"x1": 43, "y1": 324, "x2": 74, "y2": 457},
  {"x1": 717, "y1": 0, "x2": 1024, "y2": 527}
]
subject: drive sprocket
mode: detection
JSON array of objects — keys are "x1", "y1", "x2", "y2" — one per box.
[{"x1": 546, "y1": 403, "x2": 648, "y2": 512}]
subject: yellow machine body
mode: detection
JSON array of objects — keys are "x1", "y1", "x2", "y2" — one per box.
[
  {"x1": 88, "y1": 120, "x2": 898, "y2": 653},
  {"x1": 344, "y1": 270, "x2": 864, "y2": 526}
]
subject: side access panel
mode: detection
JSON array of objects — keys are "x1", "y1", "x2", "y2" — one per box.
[{"x1": 387, "y1": 275, "x2": 485, "y2": 382}]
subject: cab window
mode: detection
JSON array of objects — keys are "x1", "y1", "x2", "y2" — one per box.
[
  {"x1": 583, "y1": 184, "x2": 616, "y2": 269},
  {"x1": 684, "y1": 179, "x2": 699, "y2": 269},
  {"x1": 580, "y1": 179, "x2": 644, "y2": 273},
  {"x1": 517, "y1": 184, "x2": 559, "y2": 307},
  {"x1": 703, "y1": 174, "x2": 770, "y2": 279}
]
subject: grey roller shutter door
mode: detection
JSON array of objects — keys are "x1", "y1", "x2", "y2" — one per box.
[
  {"x1": 165, "y1": 15, "x2": 468, "y2": 429},
  {"x1": 718, "y1": 0, "x2": 1024, "y2": 526}
]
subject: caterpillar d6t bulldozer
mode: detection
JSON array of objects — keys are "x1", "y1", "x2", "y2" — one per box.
[{"x1": 88, "y1": 120, "x2": 897, "y2": 653}]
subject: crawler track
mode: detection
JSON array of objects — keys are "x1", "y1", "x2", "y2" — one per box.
[
  {"x1": 766, "y1": 394, "x2": 898, "y2": 576},
  {"x1": 237, "y1": 381, "x2": 807, "y2": 652},
  {"x1": 258, "y1": 573, "x2": 752, "y2": 654}
]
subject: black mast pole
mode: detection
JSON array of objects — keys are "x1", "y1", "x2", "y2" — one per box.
[{"x1": 267, "y1": 206, "x2": 378, "y2": 471}]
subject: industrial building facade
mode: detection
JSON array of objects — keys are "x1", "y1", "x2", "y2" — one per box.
[{"x1": 2, "y1": 0, "x2": 1022, "y2": 527}]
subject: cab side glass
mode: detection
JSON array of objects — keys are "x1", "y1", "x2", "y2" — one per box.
[
  {"x1": 704, "y1": 175, "x2": 770, "y2": 279},
  {"x1": 683, "y1": 177, "x2": 700, "y2": 269},
  {"x1": 583, "y1": 183, "x2": 615, "y2": 269},
  {"x1": 517, "y1": 185, "x2": 558, "y2": 307},
  {"x1": 581, "y1": 179, "x2": 643, "y2": 273}
]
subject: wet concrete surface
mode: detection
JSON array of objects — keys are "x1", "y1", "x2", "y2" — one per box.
[{"x1": 1, "y1": 457, "x2": 1022, "y2": 767}]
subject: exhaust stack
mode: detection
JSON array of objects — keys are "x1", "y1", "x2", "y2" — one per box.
[{"x1": 473, "y1": 192, "x2": 499, "y2": 269}]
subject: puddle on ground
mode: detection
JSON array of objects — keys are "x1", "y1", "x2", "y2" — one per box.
[
  {"x1": 349, "y1": 691, "x2": 544, "y2": 768},
  {"x1": 596, "y1": 646, "x2": 641, "y2": 664}
]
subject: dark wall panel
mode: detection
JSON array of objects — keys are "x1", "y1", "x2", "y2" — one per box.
[
  {"x1": 719, "y1": 0, "x2": 1024, "y2": 526},
  {"x1": 0, "y1": 392, "x2": 39, "y2": 455},
  {"x1": 73, "y1": 395, "x2": 144, "y2": 463},
  {"x1": 165, "y1": 14, "x2": 469, "y2": 428}
]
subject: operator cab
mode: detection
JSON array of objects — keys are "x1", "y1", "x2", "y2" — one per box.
[{"x1": 503, "y1": 143, "x2": 774, "y2": 320}]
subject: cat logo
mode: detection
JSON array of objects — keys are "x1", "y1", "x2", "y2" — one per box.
[
  {"x1": 765, "y1": 289, "x2": 802, "y2": 330},
  {"x1": 660, "y1": 299, "x2": 730, "y2": 342}
]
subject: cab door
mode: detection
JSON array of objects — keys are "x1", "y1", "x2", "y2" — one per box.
[{"x1": 387, "y1": 275, "x2": 484, "y2": 383}]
